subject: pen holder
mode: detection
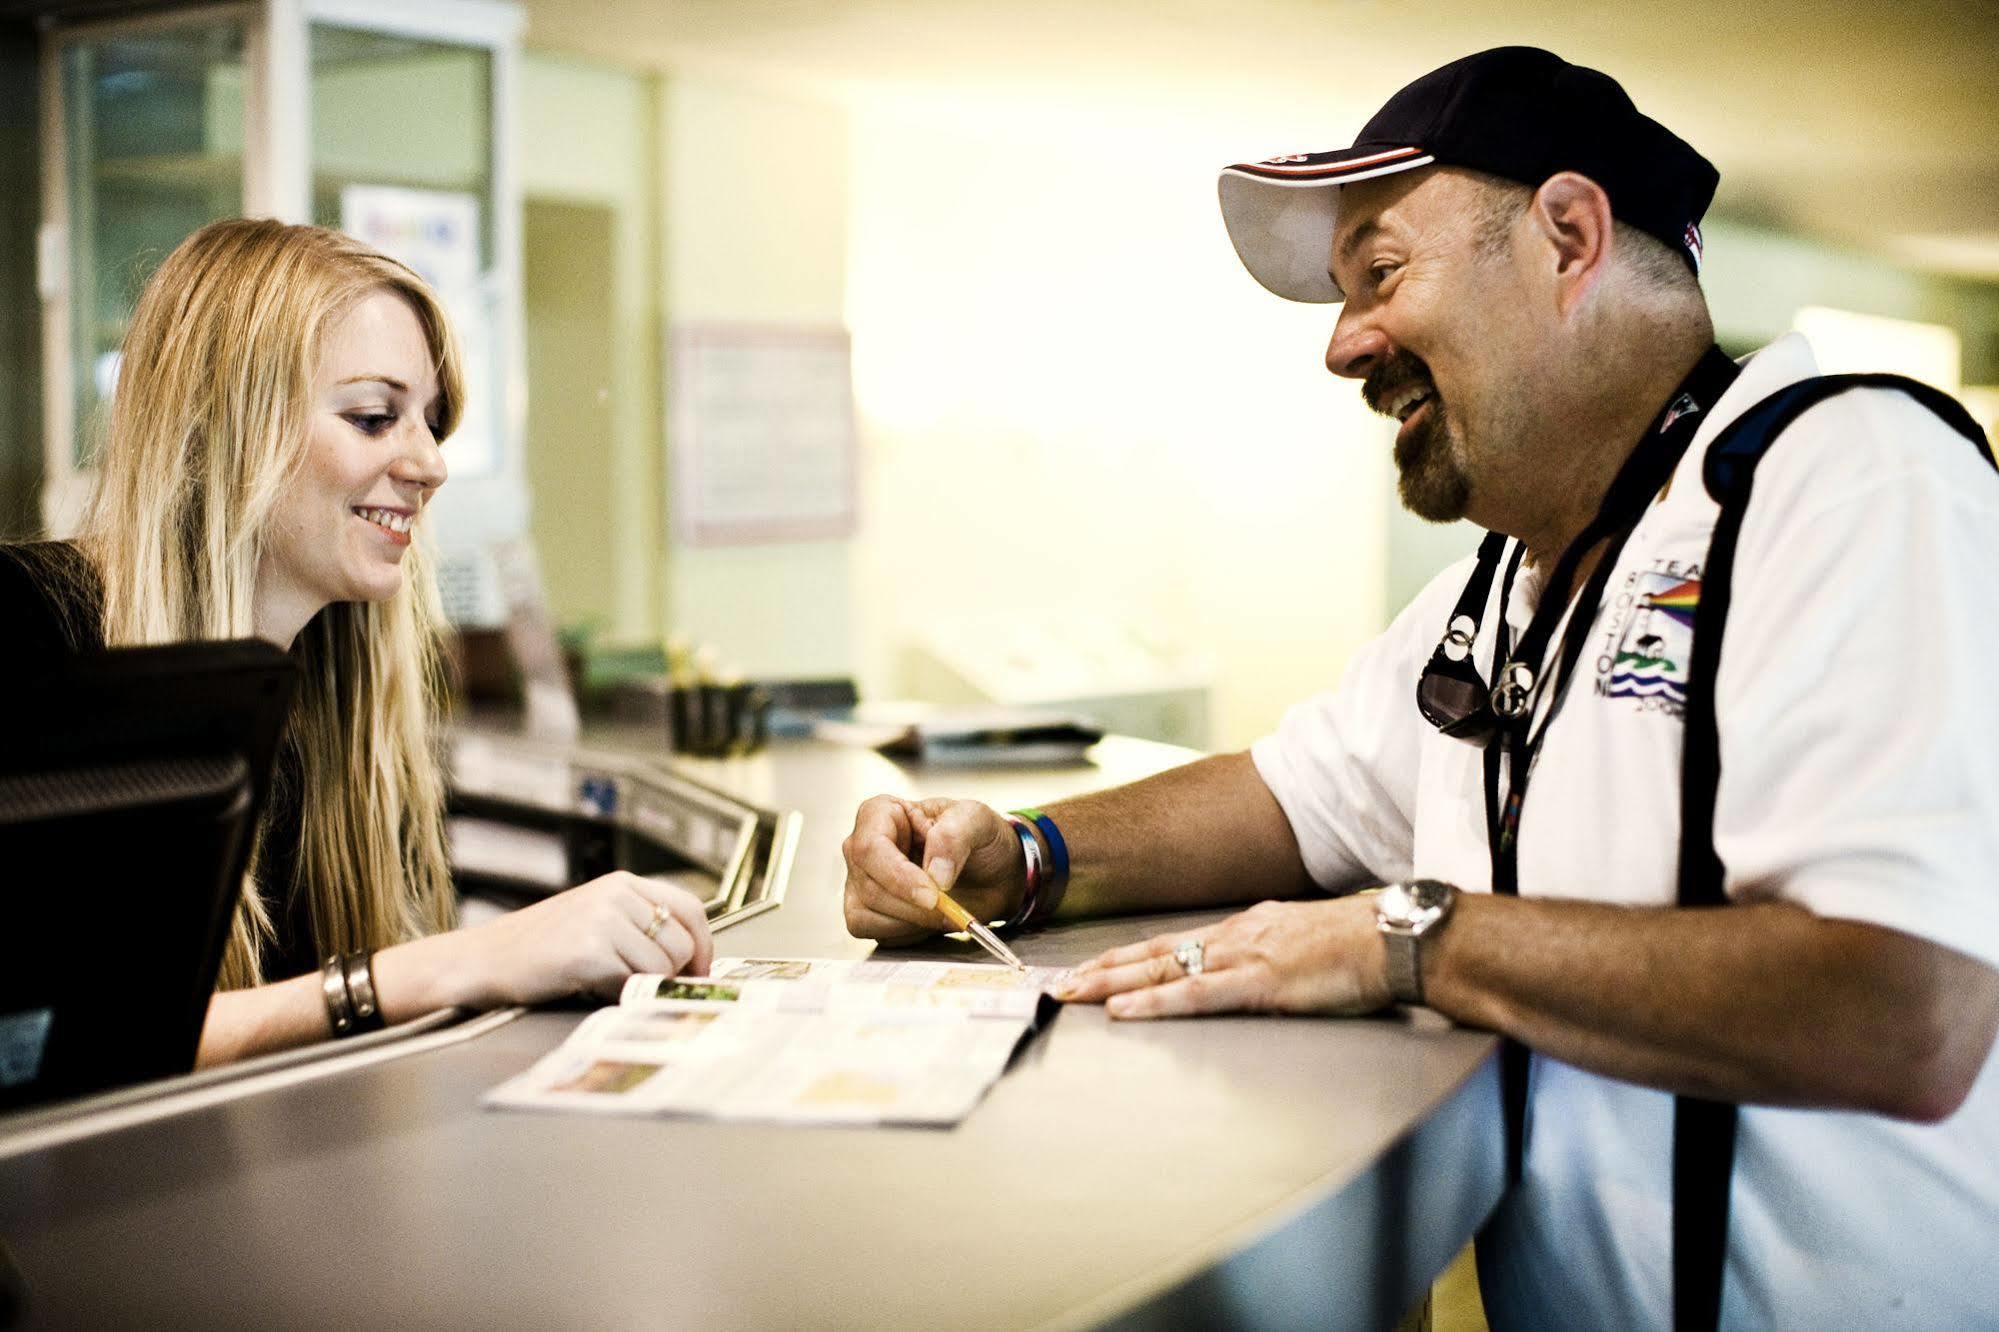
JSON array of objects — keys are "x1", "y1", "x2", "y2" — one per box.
[{"x1": 667, "y1": 682, "x2": 771, "y2": 757}]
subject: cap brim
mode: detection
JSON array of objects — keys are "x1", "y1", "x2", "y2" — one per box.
[{"x1": 1219, "y1": 145, "x2": 1435, "y2": 302}]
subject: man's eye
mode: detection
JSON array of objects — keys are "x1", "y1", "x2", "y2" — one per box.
[
  {"x1": 1370, "y1": 261, "x2": 1400, "y2": 287},
  {"x1": 346, "y1": 413, "x2": 395, "y2": 436}
]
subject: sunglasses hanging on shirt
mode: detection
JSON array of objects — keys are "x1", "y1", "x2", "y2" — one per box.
[
  {"x1": 1414, "y1": 531, "x2": 1525, "y2": 743},
  {"x1": 1414, "y1": 345, "x2": 1744, "y2": 749}
]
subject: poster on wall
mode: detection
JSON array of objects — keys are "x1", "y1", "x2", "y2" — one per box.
[
  {"x1": 340, "y1": 185, "x2": 500, "y2": 479},
  {"x1": 668, "y1": 323, "x2": 858, "y2": 546}
]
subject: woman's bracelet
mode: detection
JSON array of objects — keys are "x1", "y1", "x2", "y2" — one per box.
[
  {"x1": 341, "y1": 951, "x2": 385, "y2": 1034},
  {"x1": 320, "y1": 954, "x2": 355, "y2": 1036},
  {"x1": 321, "y1": 950, "x2": 386, "y2": 1038}
]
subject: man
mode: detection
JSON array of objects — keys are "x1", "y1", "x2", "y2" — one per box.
[{"x1": 840, "y1": 47, "x2": 1999, "y2": 1328}]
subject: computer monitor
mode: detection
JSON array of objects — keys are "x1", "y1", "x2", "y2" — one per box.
[{"x1": 0, "y1": 641, "x2": 295, "y2": 1113}]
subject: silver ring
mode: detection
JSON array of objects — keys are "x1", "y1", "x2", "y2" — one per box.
[
  {"x1": 1173, "y1": 938, "x2": 1206, "y2": 977},
  {"x1": 644, "y1": 902, "x2": 671, "y2": 943}
]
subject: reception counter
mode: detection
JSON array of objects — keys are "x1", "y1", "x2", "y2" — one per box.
[{"x1": 0, "y1": 730, "x2": 1502, "y2": 1330}]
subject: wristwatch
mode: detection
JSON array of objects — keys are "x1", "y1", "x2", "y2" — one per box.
[{"x1": 1376, "y1": 879, "x2": 1457, "y2": 1006}]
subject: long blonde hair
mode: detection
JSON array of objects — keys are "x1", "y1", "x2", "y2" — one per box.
[{"x1": 81, "y1": 218, "x2": 463, "y2": 989}]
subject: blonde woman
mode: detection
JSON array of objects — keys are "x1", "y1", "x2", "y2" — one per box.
[{"x1": 0, "y1": 218, "x2": 711, "y2": 1065}]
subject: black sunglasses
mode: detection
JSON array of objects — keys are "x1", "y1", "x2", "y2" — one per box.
[{"x1": 1415, "y1": 532, "x2": 1524, "y2": 743}]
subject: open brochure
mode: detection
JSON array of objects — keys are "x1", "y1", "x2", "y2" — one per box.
[{"x1": 483, "y1": 956, "x2": 1072, "y2": 1127}]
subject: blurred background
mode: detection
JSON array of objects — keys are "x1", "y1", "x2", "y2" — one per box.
[{"x1": 2, "y1": 0, "x2": 1994, "y2": 753}]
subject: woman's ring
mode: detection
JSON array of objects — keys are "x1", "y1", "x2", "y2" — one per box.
[
  {"x1": 1173, "y1": 938, "x2": 1206, "y2": 977},
  {"x1": 644, "y1": 902, "x2": 672, "y2": 943}
]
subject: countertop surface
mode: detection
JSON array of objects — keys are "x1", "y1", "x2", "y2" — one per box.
[{"x1": 0, "y1": 732, "x2": 1501, "y2": 1331}]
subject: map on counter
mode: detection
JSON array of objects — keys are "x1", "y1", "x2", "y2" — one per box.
[{"x1": 483, "y1": 957, "x2": 1071, "y2": 1127}]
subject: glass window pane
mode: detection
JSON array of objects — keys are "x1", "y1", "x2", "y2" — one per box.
[
  {"x1": 311, "y1": 23, "x2": 501, "y2": 478},
  {"x1": 63, "y1": 19, "x2": 247, "y2": 466}
]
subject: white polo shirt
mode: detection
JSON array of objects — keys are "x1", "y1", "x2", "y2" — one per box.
[{"x1": 1251, "y1": 335, "x2": 1999, "y2": 1329}]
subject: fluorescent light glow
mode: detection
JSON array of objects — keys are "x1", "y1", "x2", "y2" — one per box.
[{"x1": 1792, "y1": 306, "x2": 1961, "y2": 393}]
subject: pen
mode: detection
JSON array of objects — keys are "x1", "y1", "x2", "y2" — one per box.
[{"x1": 927, "y1": 882, "x2": 1028, "y2": 972}]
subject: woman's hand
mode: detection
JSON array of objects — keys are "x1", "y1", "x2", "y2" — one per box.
[
  {"x1": 430, "y1": 871, "x2": 715, "y2": 1009},
  {"x1": 1053, "y1": 897, "x2": 1391, "y2": 1019},
  {"x1": 842, "y1": 795, "x2": 1025, "y2": 942}
]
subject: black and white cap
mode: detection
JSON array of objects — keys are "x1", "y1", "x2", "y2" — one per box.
[{"x1": 1219, "y1": 46, "x2": 1720, "y2": 302}]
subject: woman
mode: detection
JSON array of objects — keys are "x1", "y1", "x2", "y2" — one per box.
[{"x1": 0, "y1": 218, "x2": 710, "y2": 1065}]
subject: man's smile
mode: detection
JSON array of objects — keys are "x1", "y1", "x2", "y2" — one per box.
[{"x1": 1380, "y1": 382, "x2": 1435, "y2": 423}]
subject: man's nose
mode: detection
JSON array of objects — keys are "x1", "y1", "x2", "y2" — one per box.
[{"x1": 1325, "y1": 309, "x2": 1388, "y2": 380}]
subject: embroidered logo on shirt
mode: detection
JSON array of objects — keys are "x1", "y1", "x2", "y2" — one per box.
[{"x1": 1594, "y1": 564, "x2": 1701, "y2": 716}]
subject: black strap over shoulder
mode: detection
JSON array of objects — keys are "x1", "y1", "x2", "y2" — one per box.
[{"x1": 1671, "y1": 373, "x2": 1993, "y2": 1331}]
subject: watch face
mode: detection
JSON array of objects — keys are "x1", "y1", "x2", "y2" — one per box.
[
  {"x1": 1406, "y1": 879, "x2": 1454, "y2": 914},
  {"x1": 1380, "y1": 880, "x2": 1452, "y2": 932}
]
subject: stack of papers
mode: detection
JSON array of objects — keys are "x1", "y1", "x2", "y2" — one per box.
[{"x1": 484, "y1": 956, "x2": 1070, "y2": 1126}]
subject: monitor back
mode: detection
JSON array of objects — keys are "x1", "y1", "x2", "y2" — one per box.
[{"x1": 0, "y1": 641, "x2": 295, "y2": 1112}]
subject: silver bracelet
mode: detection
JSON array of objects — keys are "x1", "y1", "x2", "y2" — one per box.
[
  {"x1": 320, "y1": 954, "x2": 356, "y2": 1036},
  {"x1": 1001, "y1": 813, "x2": 1044, "y2": 929},
  {"x1": 340, "y1": 951, "x2": 385, "y2": 1034}
]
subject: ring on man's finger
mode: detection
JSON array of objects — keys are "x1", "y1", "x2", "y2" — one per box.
[{"x1": 1174, "y1": 938, "x2": 1206, "y2": 977}]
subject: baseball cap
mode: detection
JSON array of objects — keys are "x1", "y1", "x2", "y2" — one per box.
[{"x1": 1218, "y1": 46, "x2": 1720, "y2": 302}]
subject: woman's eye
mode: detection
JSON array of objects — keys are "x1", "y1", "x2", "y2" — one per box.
[{"x1": 346, "y1": 413, "x2": 396, "y2": 436}]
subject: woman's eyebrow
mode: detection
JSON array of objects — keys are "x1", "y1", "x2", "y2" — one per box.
[{"x1": 336, "y1": 374, "x2": 411, "y2": 392}]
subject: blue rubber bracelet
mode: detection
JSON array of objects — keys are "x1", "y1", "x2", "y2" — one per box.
[
  {"x1": 1022, "y1": 810, "x2": 1069, "y2": 881},
  {"x1": 1013, "y1": 807, "x2": 1070, "y2": 925}
]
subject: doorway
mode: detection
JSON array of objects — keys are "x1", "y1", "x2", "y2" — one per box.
[{"x1": 522, "y1": 196, "x2": 620, "y2": 637}]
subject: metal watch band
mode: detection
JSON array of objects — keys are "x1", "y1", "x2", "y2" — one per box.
[{"x1": 1384, "y1": 930, "x2": 1424, "y2": 1005}]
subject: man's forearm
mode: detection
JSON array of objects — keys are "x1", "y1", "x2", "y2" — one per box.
[
  {"x1": 1047, "y1": 752, "x2": 1315, "y2": 919},
  {"x1": 1427, "y1": 893, "x2": 1999, "y2": 1121}
]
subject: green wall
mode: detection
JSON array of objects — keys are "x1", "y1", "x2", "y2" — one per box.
[
  {"x1": 1703, "y1": 217, "x2": 1999, "y2": 383},
  {"x1": 517, "y1": 52, "x2": 662, "y2": 643}
]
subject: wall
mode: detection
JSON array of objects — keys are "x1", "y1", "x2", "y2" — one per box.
[
  {"x1": 515, "y1": 54, "x2": 663, "y2": 644},
  {"x1": 1702, "y1": 218, "x2": 1999, "y2": 383},
  {"x1": 845, "y1": 93, "x2": 1389, "y2": 748},
  {"x1": 522, "y1": 197, "x2": 620, "y2": 634},
  {"x1": 517, "y1": 52, "x2": 661, "y2": 641},
  {"x1": 656, "y1": 74, "x2": 854, "y2": 679},
  {"x1": 524, "y1": 63, "x2": 1391, "y2": 746},
  {"x1": 514, "y1": 60, "x2": 1999, "y2": 753}
]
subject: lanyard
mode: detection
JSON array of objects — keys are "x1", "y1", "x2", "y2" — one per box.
[
  {"x1": 1478, "y1": 346, "x2": 1740, "y2": 1198},
  {"x1": 1486, "y1": 345, "x2": 1741, "y2": 897},
  {"x1": 1480, "y1": 546, "x2": 1525, "y2": 852}
]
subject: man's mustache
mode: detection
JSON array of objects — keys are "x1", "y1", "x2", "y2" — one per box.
[{"x1": 1362, "y1": 352, "x2": 1435, "y2": 417}]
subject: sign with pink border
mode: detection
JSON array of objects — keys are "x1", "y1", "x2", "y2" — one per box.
[{"x1": 669, "y1": 323, "x2": 859, "y2": 546}]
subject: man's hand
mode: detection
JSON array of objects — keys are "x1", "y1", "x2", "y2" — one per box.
[
  {"x1": 842, "y1": 795, "x2": 1025, "y2": 942},
  {"x1": 1055, "y1": 896, "x2": 1392, "y2": 1019}
]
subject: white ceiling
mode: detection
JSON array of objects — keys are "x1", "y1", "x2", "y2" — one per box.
[{"x1": 521, "y1": 0, "x2": 1999, "y2": 280}]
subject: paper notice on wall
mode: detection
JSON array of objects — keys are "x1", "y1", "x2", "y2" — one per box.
[
  {"x1": 340, "y1": 185, "x2": 500, "y2": 478},
  {"x1": 669, "y1": 324, "x2": 858, "y2": 546}
]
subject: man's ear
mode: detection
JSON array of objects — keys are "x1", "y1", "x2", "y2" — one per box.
[{"x1": 1527, "y1": 172, "x2": 1614, "y2": 316}]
